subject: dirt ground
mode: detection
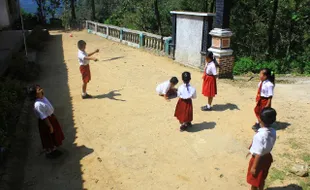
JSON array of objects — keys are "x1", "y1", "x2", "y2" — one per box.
[{"x1": 22, "y1": 31, "x2": 310, "y2": 190}]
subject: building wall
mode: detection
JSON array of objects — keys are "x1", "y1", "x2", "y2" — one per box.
[
  {"x1": 0, "y1": 0, "x2": 19, "y2": 29},
  {"x1": 175, "y1": 15, "x2": 203, "y2": 68}
]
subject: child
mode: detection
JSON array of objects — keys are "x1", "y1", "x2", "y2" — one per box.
[
  {"x1": 174, "y1": 72, "x2": 197, "y2": 131},
  {"x1": 252, "y1": 68, "x2": 275, "y2": 131},
  {"x1": 77, "y1": 40, "x2": 99, "y2": 99},
  {"x1": 27, "y1": 85, "x2": 65, "y2": 159},
  {"x1": 201, "y1": 52, "x2": 217, "y2": 111},
  {"x1": 156, "y1": 77, "x2": 179, "y2": 100},
  {"x1": 247, "y1": 107, "x2": 277, "y2": 190}
]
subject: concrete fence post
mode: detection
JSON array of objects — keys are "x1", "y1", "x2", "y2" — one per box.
[
  {"x1": 139, "y1": 33, "x2": 144, "y2": 48},
  {"x1": 95, "y1": 22, "x2": 98, "y2": 33},
  {"x1": 164, "y1": 37, "x2": 172, "y2": 55},
  {"x1": 120, "y1": 29, "x2": 123, "y2": 41},
  {"x1": 107, "y1": 26, "x2": 110, "y2": 38}
]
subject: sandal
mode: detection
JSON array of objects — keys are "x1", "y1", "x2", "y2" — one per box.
[{"x1": 201, "y1": 106, "x2": 212, "y2": 111}]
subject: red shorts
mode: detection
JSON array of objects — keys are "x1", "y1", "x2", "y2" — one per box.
[
  {"x1": 174, "y1": 98, "x2": 193, "y2": 123},
  {"x1": 247, "y1": 153, "x2": 273, "y2": 187},
  {"x1": 80, "y1": 64, "x2": 91, "y2": 83},
  {"x1": 254, "y1": 98, "x2": 271, "y2": 119},
  {"x1": 202, "y1": 75, "x2": 217, "y2": 97}
]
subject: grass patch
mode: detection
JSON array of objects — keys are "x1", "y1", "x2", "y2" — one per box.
[
  {"x1": 299, "y1": 179, "x2": 310, "y2": 190},
  {"x1": 302, "y1": 153, "x2": 310, "y2": 163},
  {"x1": 288, "y1": 138, "x2": 303, "y2": 149},
  {"x1": 280, "y1": 153, "x2": 293, "y2": 159},
  {"x1": 266, "y1": 168, "x2": 286, "y2": 186}
]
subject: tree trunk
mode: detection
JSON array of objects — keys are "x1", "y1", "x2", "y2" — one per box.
[
  {"x1": 154, "y1": 0, "x2": 162, "y2": 35},
  {"x1": 35, "y1": 0, "x2": 46, "y2": 24},
  {"x1": 266, "y1": 0, "x2": 279, "y2": 58},
  {"x1": 209, "y1": 0, "x2": 215, "y2": 12},
  {"x1": 205, "y1": 0, "x2": 208, "y2": 12},
  {"x1": 286, "y1": 0, "x2": 300, "y2": 58},
  {"x1": 91, "y1": 0, "x2": 96, "y2": 20},
  {"x1": 70, "y1": 0, "x2": 76, "y2": 19}
]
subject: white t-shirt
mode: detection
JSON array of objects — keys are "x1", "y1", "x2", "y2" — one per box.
[
  {"x1": 258, "y1": 80, "x2": 274, "y2": 97},
  {"x1": 34, "y1": 97, "x2": 54, "y2": 120},
  {"x1": 177, "y1": 84, "x2": 197, "y2": 99},
  {"x1": 156, "y1": 80, "x2": 171, "y2": 95},
  {"x1": 250, "y1": 127, "x2": 276, "y2": 156},
  {"x1": 78, "y1": 50, "x2": 89, "y2": 66},
  {"x1": 205, "y1": 61, "x2": 217, "y2": 76}
]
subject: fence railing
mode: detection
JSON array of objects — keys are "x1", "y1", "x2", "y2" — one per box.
[{"x1": 86, "y1": 20, "x2": 172, "y2": 56}]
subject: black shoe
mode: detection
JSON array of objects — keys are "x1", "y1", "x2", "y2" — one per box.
[
  {"x1": 201, "y1": 106, "x2": 212, "y2": 111},
  {"x1": 180, "y1": 125, "x2": 187, "y2": 132},
  {"x1": 252, "y1": 123, "x2": 260, "y2": 132},
  {"x1": 82, "y1": 93, "x2": 93, "y2": 99},
  {"x1": 187, "y1": 122, "x2": 193, "y2": 127}
]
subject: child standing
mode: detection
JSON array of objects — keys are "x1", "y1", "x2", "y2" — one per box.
[
  {"x1": 77, "y1": 40, "x2": 99, "y2": 99},
  {"x1": 247, "y1": 107, "x2": 277, "y2": 190},
  {"x1": 201, "y1": 52, "x2": 218, "y2": 111},
  {"x1": 156, "y1": 77, "x2": 179, "y2": 100},
  {"x1": 174, "y1": 72, "x2": 197, "y2": 131},
  {"x1": 252, "y1": 68, "x2": 275, "y2": 131},
  {"x1": 27, "y1": 85, "x2": 65, "y2": 159}
]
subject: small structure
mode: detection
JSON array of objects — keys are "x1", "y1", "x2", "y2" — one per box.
[
  {"x1": 0, "y1": 0, "x2": 20, "y2": 29},
  {"x1": 170, "y1": 11, "x2": 215, "y2": 69}
]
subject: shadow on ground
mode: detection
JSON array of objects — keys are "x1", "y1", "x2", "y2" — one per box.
[
  {"x1": 212, "y1": 103, "x2": 240, "y2": 111},
  {"x1": 102, "y1": 56, "x2": 125, "y2": 62},
  {"x1": 186, "y1": 122, "x2": 216, "y2": 132},
  {"x1": 22, "y1": 34, "x2": 94, "y2": 190},
  {"x1": 94, "y1": 89, "x2": 126, "y2": 101},
  {"x1": 266, "y1": 184, "x2": 303, "y2": 190},
  {"x1": 272, "y1": 121, "x2": 291, "y2": 130}
]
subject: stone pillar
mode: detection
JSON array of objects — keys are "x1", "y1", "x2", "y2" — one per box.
[{"x1": 208, "y1": 0, "x2": 234, "y2": 79}]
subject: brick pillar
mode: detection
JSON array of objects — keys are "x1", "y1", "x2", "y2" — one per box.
[{"x1": 208, "y1": 28, "x2": 234, "y2": 79}]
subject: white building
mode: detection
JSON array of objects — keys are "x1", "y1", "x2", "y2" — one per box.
[{"x1": 0, "y1": 0, "x2": 20, "y2": 29}]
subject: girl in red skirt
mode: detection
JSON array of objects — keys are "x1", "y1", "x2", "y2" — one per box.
[
  {"x1": 27, "y1": 85, "x2": 65, "y2": 159},
  {"x1": 174, "y1": 72, "x2": 197, "y2": 131},
  {"x1": 201, "y1": 52, "x2": 217, "y2": 111},
  {"x1": 252, "y1": 68, "x2": 275, "y2": 131},
  {"x1": 247, "y1": 107, "x2": 277, "y2": 190}
]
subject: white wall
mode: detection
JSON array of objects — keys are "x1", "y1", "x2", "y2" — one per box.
[
  {"x1": 175, "y1": 15, "x2": 203, "y2": 68},
  {"x1": 0, "y1": 0, "x2": 10, "y2": 28}
]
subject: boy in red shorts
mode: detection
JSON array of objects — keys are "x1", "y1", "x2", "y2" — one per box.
[
  {"x1": 247, "y1": 107, "x2": 277, "y2": 190},
  {"x1": 77, "y1": 40, "x2": 99, "y2": 99}
]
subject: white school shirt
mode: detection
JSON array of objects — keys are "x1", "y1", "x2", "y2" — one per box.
[
  {"x1": 205, "y1": 61, "x2": 217, "y2": 76},
  {"x1": 258, "y1": 80, "x2": 274, "y2": 98},
  {"x1": 177, "y1": 83, "x2": 197, "y2": 99},
  {"x1": 34, "y1": 97, "x2": 54, "y2": 120},
  {"x1": 156, "y1": 80, "x2": 171, "y2": 95},
  {"x1": 250, "y1": 127, "x2": 276, "y2": 156},
  {"x1": 78, "y1": 50, "x2": 89, "y2": 66}
]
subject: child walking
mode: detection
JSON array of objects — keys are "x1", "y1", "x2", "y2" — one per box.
[
  {"x1": 27, "y1": 85, "x2": 65, "y2": 159},
  {"x1": 201, "y1": 52, "x2": 218, "y2": 111},
  {"x1": 156, "y1": 77, "x2": 179, "y2": 100},
  {"x1": 77, "y1": 40, "x2": 99, "y2": 99},
  {"x1": 174, "y1": 72, "x2": 197, "y2": 131},
  {"x1": 247, "y1": 107, "x2": 277, "y2": 190},
  {"x1": 252, "y1": 68, "x2": 275, "y2": 131}
]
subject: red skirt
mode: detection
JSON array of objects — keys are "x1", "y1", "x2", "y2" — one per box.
[
  {"x1": 174, "y1": 98, "x2": 193, "y2": 123},
  {"x1": 38, "y1": 114, "x2": 65, "y2": 150},
  {"x1": 202, "y1": 75, "x2": 217, "y2": 97},
  {"x1": 80, "y1": 64, "x2": 91, "y2": 83},
  {"x1": 254, "y1": 98, "x2": 271, "y2": 118},
  {"x1": 247, "y1": 153, "x2": 273, "y2": 187}
]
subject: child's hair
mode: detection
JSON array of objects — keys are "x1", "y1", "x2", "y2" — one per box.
[
  {"x1": 206, "y1": 51, "x2": 220, "y2": 68},
  {"x1": 260, "y1": 107, "x2": 277, "y2": 126},
  {"x1": 77, "y1": 40, "x2": 86, "y2": 50},
  {"x1": 182, "y1": 72, "x2": 191, "y2": 92},
  {"x1": 27, "y1": 84, "x2": 37, "y2": 101},
  {"x1": 261, "y1": 68, "x2": 275, "y2": 85},
  {"x1": 170, "y1": 77, "x2": 179, "y2": 85}
]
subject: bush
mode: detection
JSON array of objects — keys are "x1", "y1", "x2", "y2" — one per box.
[
  {"x1": 27, "y1": 26, "x2": 50, "y2": 50},
  {"x1": 7, "y1": 54, "x2": 41, "y2": 82},
  {"x1": 234, "y1": 57, "x2": 280, "y2": 75},
  {"x1": 304, "y1": 62, "x2": 310, "y2": 75},
  {"x1": 0, "y1": 78, "x2": 25, "y2": 149}
]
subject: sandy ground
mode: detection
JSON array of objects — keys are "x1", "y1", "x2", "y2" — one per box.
[{"x1": 23, "y1": 31, "x2": 310, "y2": 190}]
